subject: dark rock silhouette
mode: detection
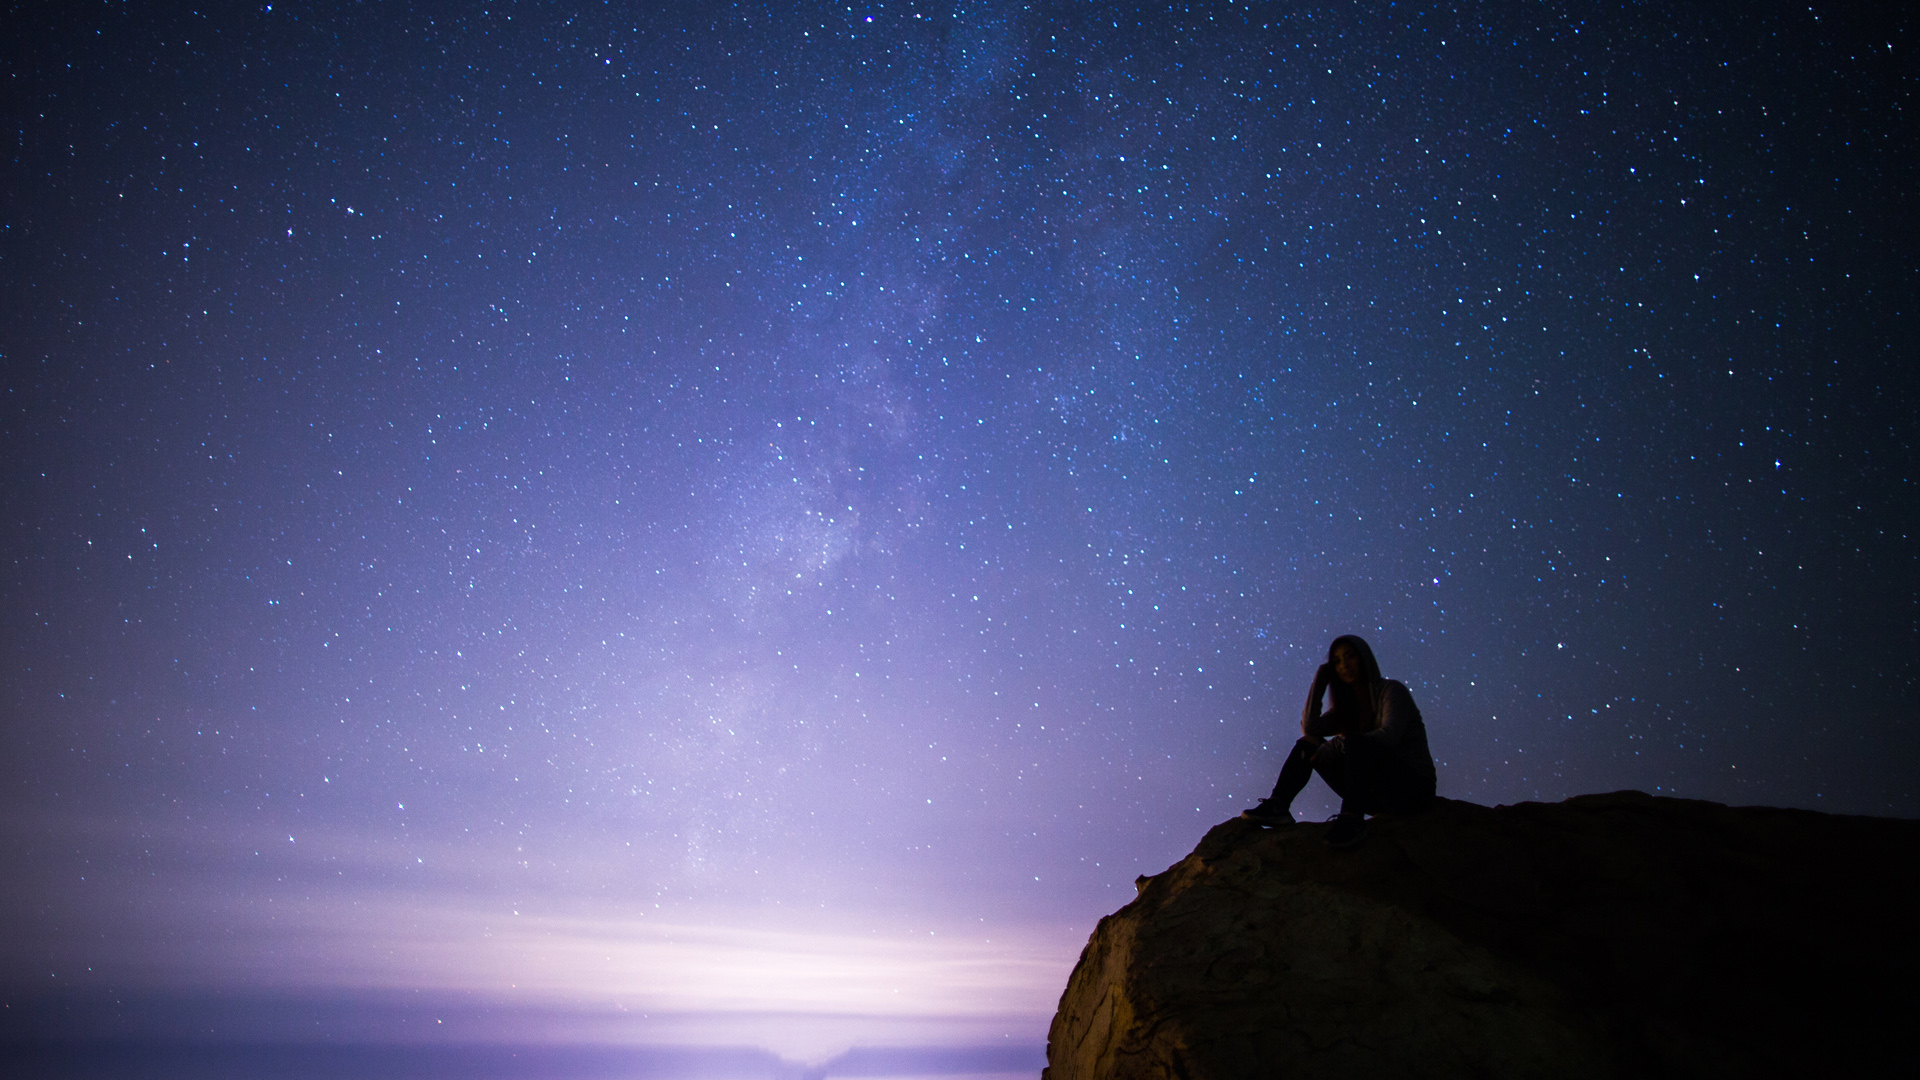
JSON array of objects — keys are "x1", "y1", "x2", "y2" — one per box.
[{"x1": 1045, "y1": 792, "x2": 1920, "y2": 1079}]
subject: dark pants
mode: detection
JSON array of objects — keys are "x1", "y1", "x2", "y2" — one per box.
[{"x1": 1268, "y1": 736, "x2": 1432, "y2": 816}]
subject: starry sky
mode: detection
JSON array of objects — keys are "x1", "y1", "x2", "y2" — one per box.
[{"x1": 4, "y1": 0, "x2": 1915, "y2": 1065}]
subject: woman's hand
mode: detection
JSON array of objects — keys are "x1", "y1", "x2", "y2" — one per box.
[{"x1": 1312, "y1": 735, "x2": 1343, "y2": 766}]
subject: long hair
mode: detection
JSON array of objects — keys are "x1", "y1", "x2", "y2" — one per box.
[{"x1": 1328, "y1": 634, "x2": 1385, "y2": 725}]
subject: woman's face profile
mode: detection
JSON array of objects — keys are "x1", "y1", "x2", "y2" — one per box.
[{"x1": 1330, "y1": 643, "x2": 1364, "y2": 685}]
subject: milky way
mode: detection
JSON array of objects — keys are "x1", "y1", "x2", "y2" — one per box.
[{"x1": 4, "y1": 0, "x2": 1914, "y2": 1061}]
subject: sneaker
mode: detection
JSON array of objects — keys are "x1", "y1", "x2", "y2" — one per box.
[
  {"x1": 1325, "y1": 812, "x2": 1368, "y2": 849},
  {"x1": 1239, "y1": 799, "x2": 1294, "y2": 825}
]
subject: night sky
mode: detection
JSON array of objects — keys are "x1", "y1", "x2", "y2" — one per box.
[{"x1": 4, "y1": 0, "x2": 1915, "y2": 1066}]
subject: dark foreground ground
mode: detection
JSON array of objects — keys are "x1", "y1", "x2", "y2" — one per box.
[{"x1": 1047, "y1": 792, "x2": 1920, "y2": 1080}]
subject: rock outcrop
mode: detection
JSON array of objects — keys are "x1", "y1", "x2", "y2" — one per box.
[{"x1": 1045, "y1": 793, "x2": 1919, "y2": 1079}]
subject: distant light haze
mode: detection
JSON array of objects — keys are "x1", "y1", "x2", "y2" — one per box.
[{"x1": 3, "y1": 0, "x2": 1913, "y2": 1064}]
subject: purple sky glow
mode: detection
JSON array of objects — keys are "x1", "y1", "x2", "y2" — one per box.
[{"x1": 4, "y1": 0, "x2": 1914, "y2": 1067}]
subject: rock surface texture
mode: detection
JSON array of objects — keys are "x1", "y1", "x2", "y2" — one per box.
[{"x1": 1045, "y1": 793, "x2": 1919, "y2": 1080}]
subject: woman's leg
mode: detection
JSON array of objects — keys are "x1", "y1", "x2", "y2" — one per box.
[
  {"x1": 1265, "y1": 737, "x2": 1323, "y2": 807},
  {"x1": 1338, "y1": 737, "x2": 1424, "y2": 815},
  {"x1": 1311, "y1": 741, "x2": 1350, "y2": 801}
]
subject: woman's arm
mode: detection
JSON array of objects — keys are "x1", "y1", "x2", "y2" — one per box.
[
  {"x1": 1363, "y1": 681, "x2": 1418, "y2": 747},
  {"x1": 1301, "y1": 663, "x2": 1335, "y2": 738}
]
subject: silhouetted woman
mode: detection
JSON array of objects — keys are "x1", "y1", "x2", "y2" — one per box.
[{"x1": 1242, "y1": 635, "x2": 1436, "y2": 847}]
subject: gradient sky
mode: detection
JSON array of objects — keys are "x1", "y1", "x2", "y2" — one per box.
[{"x1": 4, "y1": 0, "x2": 1915, "y2": 1065}]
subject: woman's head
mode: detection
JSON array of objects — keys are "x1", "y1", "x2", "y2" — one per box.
[{"x1": 1328, "y1": 635, "x2": 1382, "y2": 689}]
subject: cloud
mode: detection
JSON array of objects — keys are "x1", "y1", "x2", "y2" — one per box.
[
  {"x1": 6, "y1": 808, "x2": 1069, "y2": 1060},
  {"x1": 221, "y1": 896, "x2": 1070, "y2": 1018},
  {"x1": 4, "y1": 809, "x2": 1070, "y2": 1058}
]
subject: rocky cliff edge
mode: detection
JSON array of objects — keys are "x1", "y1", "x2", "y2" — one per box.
[{"x1": 1045, "y1": 792, "x2": 1919, "y2": 1079}]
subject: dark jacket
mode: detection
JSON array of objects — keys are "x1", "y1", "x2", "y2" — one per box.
[{"x1": 1306, "y1": 679, "x2": 1436, "y2": 796}]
